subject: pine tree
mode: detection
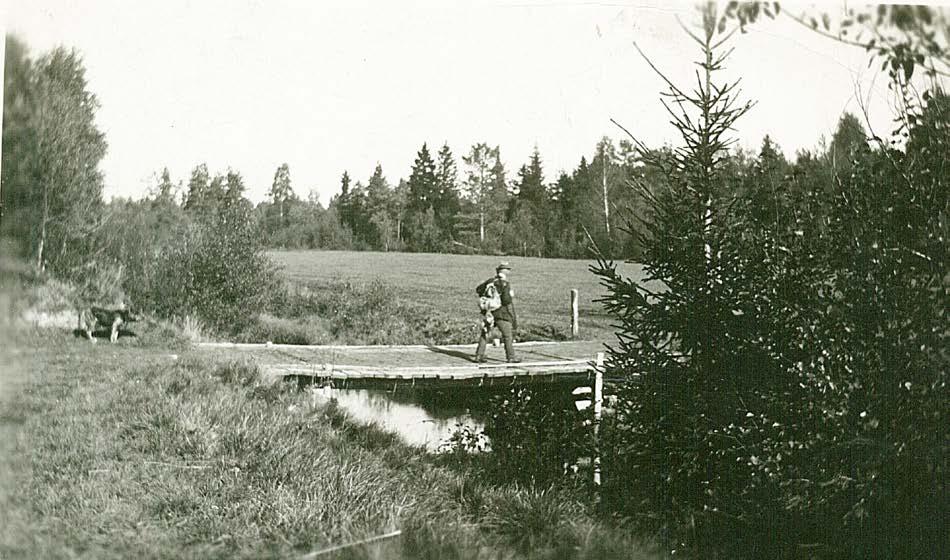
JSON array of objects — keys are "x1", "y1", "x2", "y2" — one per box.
[
  {"x1": 407, "y1": 143, "x2": 438, "y2": 211},
  {"x1": 434, "y1": 143, "x2": 461, "y2": 240},
  {"x1": 340, "y1": 170, "x2": 351, "y2": 196},
  {"x1": 592, "y1": 1, "x2": 757, "y2": 533},
  {"x1": 183, "y1": 163, "x2": 210, "y2": 213},
  {"x1": 391, "y1": 178, "x2": 409, "y2": 247},
  {"x1": 345, "y1": 181, "x2": 371, "y2": 244},
  {"x1": 333, "y1": 171, "x2": 354, "y2": 233},
  {"x1": 562, "y1": 156, "x2": 589, "y2": 225},
  {"x1": 516, "y1": 146, "x2": 547, "y2": 210},
  {"x1": 556, "y1": 154, "x2": 602, "y2": 256},
  {"x1": 745, "y1": 135, "x2": 790, "y2": 226},
  {"x1": 405, "y1": 143, "x2": 439, "y2": 249},
  {"x1": 510, "y1": 147, "x2": 548, "y2": 255},
  {"x1": 365, "y1": 163, "x2": 392, "y2": 248}
]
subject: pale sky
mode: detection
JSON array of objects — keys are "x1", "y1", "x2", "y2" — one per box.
[{"x1": 2, "y1": 1, "x2": 926, "y2": 204}]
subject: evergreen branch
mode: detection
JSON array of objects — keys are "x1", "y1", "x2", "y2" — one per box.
[
  {"x1": 676, "y1": 14, "x2": 707, "y2": 49},
  {"x1": 632, "y1": 41, "x2": 692, "y2": 101}
]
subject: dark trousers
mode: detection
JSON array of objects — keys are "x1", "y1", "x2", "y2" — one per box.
[{"x1": 476, "y1": 318, "x2": 516, "y2": 360}]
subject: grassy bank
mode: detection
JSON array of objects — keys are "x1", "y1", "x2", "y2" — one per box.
[{"x1": 0, "y1": 317, "x2": 663, "y2": 559}]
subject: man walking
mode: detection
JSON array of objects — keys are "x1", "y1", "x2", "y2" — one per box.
[{"x1": 474, "y1": 261, "x2": 521, "y2": 363}]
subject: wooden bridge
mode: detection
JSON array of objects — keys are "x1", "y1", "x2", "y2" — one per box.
[
  {"x1": 199, "y1": 338, "x2": 611, "y2": 482},
  {"x1": 197, "y1": 340, "x2": 607, "y2": 390}
]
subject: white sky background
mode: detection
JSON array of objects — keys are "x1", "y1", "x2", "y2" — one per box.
[{"x1": 3, "y1": 1, "x2": 928, "y2": 204}]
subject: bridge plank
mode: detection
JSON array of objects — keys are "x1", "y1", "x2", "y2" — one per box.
[{"x1": 196, "y1": 340, "x2": 606, "y2": 388}]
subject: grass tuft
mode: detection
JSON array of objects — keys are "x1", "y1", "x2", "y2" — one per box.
[
  {"x1": 212, "y1": 358, "x2": 262, "y2": 387},
  {"x1": 179, "y1": 315, "x2": 206, "y2": 343},
  {"x1": 481, "y1": 486, "x2": 582, "y2": 553}
]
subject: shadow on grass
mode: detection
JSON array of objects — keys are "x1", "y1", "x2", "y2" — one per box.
[{"x1": 70, "y1": 328, "x2": 138, "y2": 341}]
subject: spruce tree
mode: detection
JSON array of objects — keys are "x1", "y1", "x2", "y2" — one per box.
[
  {"x1": 406, "y1": 143, "x2": 438, "y2": 249},
  {"x1": 434, "y1": 143, "x2": 461, "y2": 239},
  {"x1": 510, "y1": 147, "x2": 548, "y2": 255},
  {"x1": 407, "y1": 143, "x2": 438, "y2": 210},
  {"x1": 183, "y1": 163, "x2": 210, "y2": 213},
  {"x1": 515, "y1": 146, "x2": 546, "y2": 211},
  {"x1": 744, "y1": 135, "x2": 790, "y2": 227},
  {"x1": 592, "y1": 0, "x2": 757, "y2": 538},
  {"x1": 365, "y1": 164, "x2": 392, "y2": 248},
  {"x1": 333, "y1": 171, "x2": 353, "y2": 233}
]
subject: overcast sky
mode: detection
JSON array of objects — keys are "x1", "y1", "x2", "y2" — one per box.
[{"x1": 3, "y1": 1, "x2": 923, "y2": 204}]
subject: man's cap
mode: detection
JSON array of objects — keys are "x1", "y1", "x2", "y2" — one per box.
[{"x1": 496, "y1": 261, "x2": 512, "y2": 271}]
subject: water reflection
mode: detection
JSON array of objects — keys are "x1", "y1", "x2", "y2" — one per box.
[
  {"x1": 310, "y1": 387, "x2": 485, "y2": 451},
  {"x1": 307, "y1": 380, "x2": 593, "y2": 454}
]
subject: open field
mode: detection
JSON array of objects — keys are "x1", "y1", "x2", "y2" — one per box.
[{"x1": 269, "y1": 250, "x2": 650, "y2": 343}]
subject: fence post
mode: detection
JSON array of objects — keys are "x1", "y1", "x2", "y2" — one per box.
[
  {"x1": 593, "y1": 351, "x2": 604, "y2": 485},
  {"x1": 570, "y1": 289, "x2": 579, "y2": 338}
]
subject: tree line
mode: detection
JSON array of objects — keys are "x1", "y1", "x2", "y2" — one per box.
[
  {"x1": 136, "y1": 120, "x2": 874, "y2": 264},
  {"x1": 1, "y1": 35, "x2": 885, "y2": 271}
]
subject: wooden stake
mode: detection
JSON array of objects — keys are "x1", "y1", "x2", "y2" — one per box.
[
  {"x1": 570, "y1": 289, "x2": 579, "y2": 338},
  {"x1": 593, "y1": 351, "x2": 604, "y2": 485}
]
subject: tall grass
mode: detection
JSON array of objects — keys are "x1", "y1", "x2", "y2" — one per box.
[{"x1": 0, "y1": 320, "x2": 665, "y2": 559}]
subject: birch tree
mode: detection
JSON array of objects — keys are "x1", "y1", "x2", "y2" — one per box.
[
  {"x1": 462, "y1": 142, "x2": 505, "y2": 245},
  {"x1": 4, "y1": 46, "x2": 107, "y2": 273}
]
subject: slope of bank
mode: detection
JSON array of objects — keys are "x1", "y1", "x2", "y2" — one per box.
[{"x1": 0, "y1": 321, "x2": 663, "y2": 560}]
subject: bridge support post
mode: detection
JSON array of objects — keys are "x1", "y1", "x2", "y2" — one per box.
[
  {"x1": 570, "y1": 289, "x2": 579, "y2": 338},
  {"x1": 593, "y1": 351, "x2": 604, "y2": 485}
]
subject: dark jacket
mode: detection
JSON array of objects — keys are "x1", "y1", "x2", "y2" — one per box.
[{"x1": 476, "y1": 276, "x2": 517, "y2": 327}]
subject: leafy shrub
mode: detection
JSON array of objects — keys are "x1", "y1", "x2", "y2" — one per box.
[
  {"x1": 150, "y1": 206, "x2": 280, "y2": 334},
  {"x1": 438, "y1": 424, "x2": 490, "y2": 455},
  {"x1": 482, "y1": 386, "x2": 593, "y2": 485}
]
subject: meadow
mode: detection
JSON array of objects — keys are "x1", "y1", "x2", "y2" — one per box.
[
  {"x1": 0, "y1": 263, "x2": 665, "y2": 559},
  {"x1": 268, "y1": 250, "x2": 650, "y2": 343}
]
